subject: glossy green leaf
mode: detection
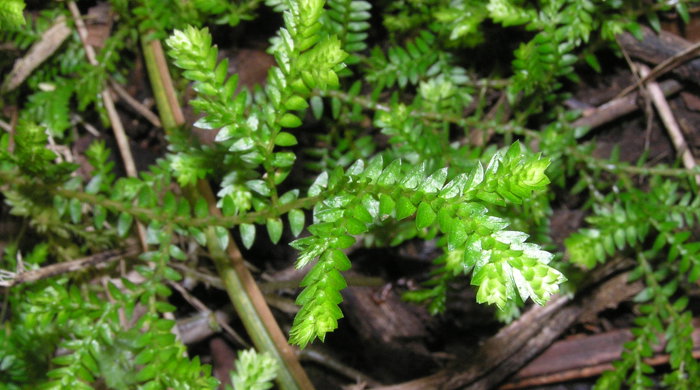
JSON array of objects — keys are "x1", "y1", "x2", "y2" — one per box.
[
  {"x1": 379, "y1": 193, "x2": 395, "y2": 216},
  {"x1": 284, "y1": 95, "x2": 309, "y2": 110},
  {"x1": 275, "y1": 132, "x2": 298, "y2": 147},
  {"x1": 396, "y1": 196, "x2": 416, "y2": 220},
  {"x1": 288, "y1": 209, "x2": 305, "y2": 237},
  {"x1": 246, "y1": 180, "x2": 271, "y2": 196},
  {"x1": 169, "y1": 244, "x2": 187, "y2": 261},
  {"x1": 240, "y1": 223, "x2": 256, "y2": 249},
  {"x1": 279, "y1": 113, "x2": 302, "y2": 128},
  {"x1": 214, "y1": 226, "x2": 229, "y2": 249},
  {"x1": 415, "y1": 201, "x2": 436, "y2": 229},
  {"x1": 267, "y1": 218, "x2": 283, "y2": 244},
  {"x1": 378, "y1": 159, "x2": 401, "y2": 186}
]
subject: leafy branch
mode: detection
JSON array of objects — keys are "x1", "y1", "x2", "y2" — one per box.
[
  {"x1": 3, "y1": 0, "x2": 699, "y2": 388},
  {"x1": 289, "y1": 142, "x2": 564, "y2": 347}
]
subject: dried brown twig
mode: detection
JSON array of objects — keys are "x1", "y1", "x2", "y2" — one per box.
[
  {"x1": 67, "y1": 1, "x2": 149, "y2": 251},
  {"x1": 636, "y1": 63, "x2": 700, "y2": 185},
  {"x1": 1, "y1": 16, "x2": 71, "y2": 92},
  {"x1": 0, "y1": 247, "x2": 139, "y2": 288},
  {"x1": 616, "y1": 39, "x2": 700, "y2": 99}
]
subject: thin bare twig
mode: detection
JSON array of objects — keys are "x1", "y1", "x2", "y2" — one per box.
[
  {"x1": 67, "y1": 1, "x2": 148, "y2": 251},
  {"x1": 616, "y1": 40, "x2": 700, "y2": 99},
  {"x1": 571, "y1": 79, "x2": 682, "y2": 136},
  {"x1": 300, "y1": 348, "x2": 383, "y2": 387},
  {"x1": 71, "y1": 114, "x2": 101, "y2": 136},
  {"x1": 1, "y1": 16, "x2": 71, "y2": 92},
  {"x1": 0, "y1": 247, "x2": 139, "y2": 288},
  {"x1": 67, "y1": 2, "x2": 136, "y2": 178},
  {"x1": 67, "y1": 3, "x2": 192, "y2": 347},
  {"x1": 109, "y1": 79, "x2": 162, "y2": 128},
  {"x1": 617, "y1": 38, "x2": 656, "y2": 154},
  {"x1": 636, "y1": 63, "x2": 700, "y2": 185},
  {"x1": 177, "y1": 310, "x2": 233, "y2": 344},
  {"x1": 0, "y1": 119, "x2": 12, "y2": 132},
  {"x1": 168, "y1": 281, "x2": 249, "y2": 347}
]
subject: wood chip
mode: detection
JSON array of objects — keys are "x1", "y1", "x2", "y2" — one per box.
[{"x1": 2, "y1": 16, "x2": 71, "y2": 92}]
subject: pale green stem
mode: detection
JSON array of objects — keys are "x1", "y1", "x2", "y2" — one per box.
[{"x1": 140, "y1": 36, "x2": 314, "y2": 390}]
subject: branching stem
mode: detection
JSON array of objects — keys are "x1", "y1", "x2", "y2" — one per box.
[{"x1": 323, "y1": 89, "x2": 700, "y2": 180}]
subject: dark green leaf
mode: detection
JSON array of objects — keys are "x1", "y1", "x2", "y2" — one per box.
[
  {"x1": 310, "y1": 96, "x2": 324, "y2": 119},
  {"x1": 169, "y1": 244, "x2": 187, "y2": 261},
  {"x1": 117, "y1": 212, "x2": 133, "y2": 237},
  {"x1": 195, "y1": 197, "x2": 209, "y2": 218}
]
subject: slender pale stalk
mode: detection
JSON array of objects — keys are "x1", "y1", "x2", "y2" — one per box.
[{"x1": 140, "y1": 35, "x2": 314, "y2": 390}]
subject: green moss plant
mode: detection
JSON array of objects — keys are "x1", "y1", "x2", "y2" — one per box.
[{"x1": 1, "y1": 0, "x2": 698, "y2": 388}]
